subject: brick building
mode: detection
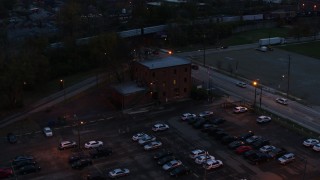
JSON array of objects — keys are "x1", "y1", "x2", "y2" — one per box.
[{"x1": 133, "y1": 56, "x2": 191, "y2": 102}]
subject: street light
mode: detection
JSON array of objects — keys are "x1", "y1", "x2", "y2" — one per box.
[{"x1": 253, "y1": 81, "x2": 258, "y2": 107}]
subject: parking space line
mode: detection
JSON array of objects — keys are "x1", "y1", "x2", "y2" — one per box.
[{"x1": 193, "y1": 172, "x2": 199, "y2": 178}]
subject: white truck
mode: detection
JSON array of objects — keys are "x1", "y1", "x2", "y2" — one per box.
[{"x1": 259, "y1": 37, "x2": 285, "y2": 46}]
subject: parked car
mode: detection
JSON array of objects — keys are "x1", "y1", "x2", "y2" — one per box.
[
  {"x1": 17, "y1": 165, "x2": 41, "y2": 175},
  {"x1": 13, "y1": 160, "x2": 37, "y2": 170},
  {"x1": 303, "y1": 138, "x2": 319, "y2": 147},
  {"x1": 193, "y1": 118, "x2": 208, "y2": 129},
  {"x1": 199, "y1": 111, "x2": 214, "y2": 118},
  {"x1": 144, "y1": 141, "x2": 162, "y2": 150},
  {"x1": 252, "y1": 139, "x2": 270, "y2": 149},
  {"x1": 43, "y1": 127, "x2": 53, "y2": 137},
  {"x1": 210, "y1": 118, "x2": 226, "y2": 125},
  {"x1": 228, "y1": 141, "x2": 245, "y2": 149},
  {"x1": 207, "y1": 128, "x2": 224, "y2": 137},
  {"x1": 246, "y1": 136, "x2": 262, "y2": 144},
  {"x1": 108, "y1": 168, "x2": 130, "y2": 178},
  {"x1": 69, "y1": 152, "x2": 90, "y2": 164},
  {"x1": 59, "y1": 140, "x2": 77, "y2": 150},
  {"x1": 214, "y1": 131, "x2": 229, "y2": 140},
  {"x1": 12, "y1": 155, "x2": 35, "y2": 165},
  {"x1": 278, "y1": 153, "x2": 295, "y2": 165},
  {"x1": 7, "y1": 133, "x2": 17, "y2": 144},
  {"x1": 181, "y1": 113, "x2": 196, "y2": 121},
  {"x1": 195, "y1": 155, "x2": 215, "y2": 164},
  {"x1": 312, "y1": 143, "x2": 320, "y2": 151},
  {"x1": 247, "y1": 152, "x2": 271, "y2": 165},
  {"x1": 236, "y1": 82, "x2": 247, "y2": 88},
  {"x1": 268, "y1": 148, "x2": 287, "y2": 159},
  {"x1": 89, "y1": 147, "x2": 112, "y2": 158},
  {"x1": 132, "y1": 132, "x2": 148, "y2": 141},
  {"x1": 276, "y1": 98, "x2": 288, "y2": 105},
  {"x1": 235, "y1": 145, "x2": 253, "y2": 154},
  {"x1": 84, "y1": 141, "x2": 103, "y2": 149},
  {"x1": 239, "y1": 131, "x2": 254, "y2": 141},
  {"x1": 138, "y1": 135, "x2": 156, "y2": 145},
  {"x1": 169, "y1": 165, "x2": 191, "y2": 177},
  {"x1": 256, "y1": 116, "x2": 272, "y2": 124},
  {"x1": 201, "y1": 124, "x2": 217, "y2": 132},
  {"x1": 152, "y1": 123, "x2": 169, "y2": 132},
  {"x1": 0, "y1": 167, "x2": 13, "y2": 178},
  {"x1": 71, "y1": 159, "x2": 93, "y2": 169},
  {"x1": 203, "y1": 159, "x2": 223, "y2": 170},
  {"x1": 221, "y1": 135, "x2": 238, "y2": 145},
  {"x1": 189, "y1": 149, "x2": 206, "y2": 159},
  {"x1": 157, "y1": 156, "x2": 176, "y2": 165},
  {"x1": 153, "y1": 150, "x2": 172, "y2": 160},
  {"x1": 233, "y1": 106, "x2": 248, "y2": 113},
  {"x1": 162, "y1": 160, "x2": 182, "y2": 171},
  {"x1": 259, "y1": 145, "x2": 276, "y2": 153},
  {"x1": 243, "y1": 150, "x2": 259, "y2": 159}
]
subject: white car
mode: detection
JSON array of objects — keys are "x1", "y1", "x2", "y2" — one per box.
[
  {"x1": 312, "y1": 143, "x2": 320, "y2": 151},
  {"x1": 259, "y1": 145, "x2": 276, "y2": 153},
  {"x1": 303, "y1": 138, "x2": 319, "y2": 147},
  {"x1": 152, "y1": 123, "x2": 169, "y2": 132},
  {"x1": 203, "y1": 159, "x2": 223, "y2": 170},
  {"x1": 278, "y1": 153, "x2": 295, "y2": 165},
  {"x1": 43, "y1": 127, "x2": 53, "y2": 137},
  {"x1": 189, "y1": 149, "x2": 206, "y2": 159},
  {"x1": 276, "y1": 98, "x2": 288, "y2": 105},
  {"x1": 108, "y1": 168, "x2": 130, "y2": 178},
  {"x1": 132, "y1": 133, "x2": 148, "y2": 141},
  {"x1": 256, "y1": 116, "x2": 271, "y2": 124},
  {"x1": 84, "y1": 140, "x2": 103, "y2": 149},
  {"x1": 181, "y1": 113, "x2": 196, "y2": 121},
  {"x1": 194, "y1": 155, "x2": 215, "y2": 164},
  {"x1": 199, "y1": 111, "x2": 213, "y2": 118},
  {"x1": 138, "y1": 135, "x2": 156, "y2": 145},
  {"x1": 144, "y1": 141, "x2": 162, "y2": 150},
  {"x1": 162, "y1": 160, "x2": 182, "y2": 171},
  {"x1": 236, "y1": 81, "x2": 247, "y2": 88},
  {"x1": 233, "y1": 106, "x2": 248, "y2": 113},
  {"x1": 245, "y1": 135, "x2": 262, "y2": 144}
]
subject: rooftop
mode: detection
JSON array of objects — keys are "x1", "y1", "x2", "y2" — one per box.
[
  {"x1": 112, "y1": 82, "x2": 146, "y2": 95},
  {"x1": 139, "y1": 56, "x2": 190, "y2": 69}
]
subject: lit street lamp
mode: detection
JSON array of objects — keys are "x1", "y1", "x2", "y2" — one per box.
[{"x1": 253, "y1": 81, "x2": 258, "y2": 107}]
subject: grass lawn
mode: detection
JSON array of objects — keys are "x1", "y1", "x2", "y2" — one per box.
[
  {"x1": 222, "y1": 27, "x2": 290, "y2": 46},
  {"x1": 278, "y1": 41, "x2": 320, "y2": 60}
]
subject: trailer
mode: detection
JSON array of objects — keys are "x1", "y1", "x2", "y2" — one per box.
[{"x1": 259, "y1": 37, "x2": 285, "y2": 46}]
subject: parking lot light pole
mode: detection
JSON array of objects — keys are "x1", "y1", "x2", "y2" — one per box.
[{"x1": 253, "y1": 81, "x2": 258, "y2": 107}]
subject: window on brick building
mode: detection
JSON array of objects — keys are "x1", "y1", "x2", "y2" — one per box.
[
  {"x1": 184, "y1": 88, "x2": 187, "y2": 92},
  {"x1": 152, "y1": 72, "x2": 155, "y2": 77},
  {"x1": 174, "y1": 69, "x2": 177, "y2": 74},
  {"x1": 163, "y1": 82, "x2": 166, "y2": 87},
  {"x1": 184, "y1": 78, "x2": 187, "y2": 82},
  {"x1": 185, "y1": 68, "x2": 187, "y2": 72},
  {"x1": 173, "y1": 80, "x2": 176, "y2": 85}
]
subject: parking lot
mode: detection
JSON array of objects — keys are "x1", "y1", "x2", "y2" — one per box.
[{"x1": 1, "y1": 98, "x2": 320, "y2": 180}]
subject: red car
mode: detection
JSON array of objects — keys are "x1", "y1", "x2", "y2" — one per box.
[
  {"x1": 235, "y1": 145, "x2": 253, "y2": 154},
  {"x1": 0, "y1": 167, "x2": 13, "y2": 178}
]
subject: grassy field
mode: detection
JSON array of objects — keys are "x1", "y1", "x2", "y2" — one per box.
[
  {"x1": 278, "y1": 41, "x2": 320, "y2": 60},
  {"x1": 222, "y1": 27, "x2": 290, "y2": 46}
]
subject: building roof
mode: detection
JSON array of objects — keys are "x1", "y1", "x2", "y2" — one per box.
[
  {"x1": 112, "y1": 82, "x2": 146, "y2": 95},
  {"x1": 139, "y1": 56, "x2": 190, "y2": 70}
]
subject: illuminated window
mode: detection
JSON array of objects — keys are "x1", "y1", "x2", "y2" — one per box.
[
  {"x1": 173, "y1": 80, "x2": 176, "y2": 85},
  {"x1": 163, "y1": 82, "x2": 166, "y2": 87}
]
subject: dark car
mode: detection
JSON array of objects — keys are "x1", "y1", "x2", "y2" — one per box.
[
  {"x1": 252, "y1": 139, "x2": 270, "y2": 149},
  {"x1": 268, "y1": 148, "x2": 287, "y2": 159},
  {"x1": 228, "y1": 141, "x2": 245, "y2": 149},
  {"x1": 169, "y1": 165, "x2": 191, "y2": 177},
  {"x1": 193, "y1": 118, "x2": 207, "y2": 129},
  {"x1": 214, "y1": 131, "x2": 229, "y2": 140},
  {"x1": 7, "y1": 133, "x2": 17, "y2": 144},
  {"x1": 187, "y1": 117, "x2": 199, "y2": 125},
  {"x1": 89, "y1": 147, "x2": 112, "y2": 159},
  {"x1": 157, "y1": 155, "x2": 175, "y2": 165},
  {"x1": 0, "y1": 167, "x2": 13, "y2": 178},
  {"x1": 153, "y1": 150, "x2": 173, "y2": 160},
  {"x1": 210, "y1": 118, "x2": 226, "y2": 125},
  {"x1": 243, "y1": 150, "x2": 259, "y2": 159},
  {"x1": 69, "y1": 152, "x2": 90, "y2": 164},
  {"x1": 221, "y1": 136, "x2": 238, "y2": 145},
  {"x1": 12, "y1": 155, "x2": 35, "y2": 165},
  {"x1": 13, "y1": 160, "x2": 37, "y2": 170},
  {"x1": 201, "y1": 124, "x2": 217, "y2": 132},
  {"x1": 239, "y1": 131, "x2": 254, "y2": 141},
  {"x1": 71, "y1": 159, "x2": 93, "y2": 169},
  {"x1": 247, "y1": 152, "x2": 271, "y2": 165},
  {"x1": 17, "y1": 165, "x2": 41, "y2": 175}
]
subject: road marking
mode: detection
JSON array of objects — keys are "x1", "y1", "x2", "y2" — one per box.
[{"x1": 193, "y1": 172, "x2": 199, "y2": 178}]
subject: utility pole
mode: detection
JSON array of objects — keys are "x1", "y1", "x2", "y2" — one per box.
[
  {"x1": 203, "y1": 34, "x2": 206, "y2": 66},
  {"x1": 74, "y1": 114, "x2": 81, "y2": 151},
  {"x1": 287, "y1": 55, "x2": 291, "y2": 98},
  {"x1": 259, "y1": 85, "x2": 262, "y2": 109}
]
